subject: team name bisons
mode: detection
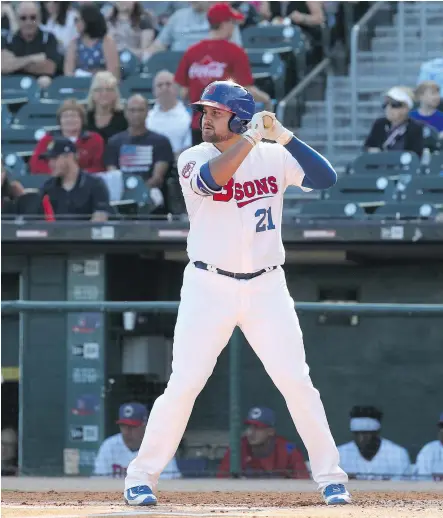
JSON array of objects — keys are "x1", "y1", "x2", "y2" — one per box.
[{"x1": 213, "y1": 176, "x2": 278, "y2": 207}]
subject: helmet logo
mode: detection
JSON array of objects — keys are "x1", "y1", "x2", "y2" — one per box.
[{"x1": 203, "y1": 83, "x2": 217, "y2": 96}]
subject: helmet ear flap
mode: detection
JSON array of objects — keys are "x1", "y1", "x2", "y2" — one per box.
[{"x1": 228, "y1": 114, "x2": 247, "y2": 134}]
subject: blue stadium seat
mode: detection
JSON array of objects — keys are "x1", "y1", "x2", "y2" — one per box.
[
  {"x1": 120, "y1": 75, "x2": 153, "y2": 102},
  {"x1": 2, "y1": 104, "x2": 12, "y2": 129},
  {"x1": 111, "y1": 175, "x2": 155, "y2": 216},
  {"x1": 242, "y1": 25, "x2": 305, "y2": 55},
  {"x1": 373, "y1": 202, "x2": 436, "y2": 220},
  {"x1": 248, "y1": 50, "x2": 286, "y2": 100},
  {"x1": 13, "y1": 102, "x2": 60, "y2": 129},
  {"x1": 3, "y1": 153, "x2": 28, "y2": 176},
  {"x1": 349, "y1": 151, "x2": 421, "y2": 175},
  {"x1": 141, "y1": 51, "x2": 184, "y2": 76},
  {"x1": 119, "y1": 49, "x2": 141, "y2": 78},
  {"x1": 2, "y1": 127, "x2": 47, "y2": 157},
  {"x1": 397, "y1": 176, "x2": 443, "y2": 203},
  {"x1": 41, "y1": 76, "x2": 92, "y2": 102},
  {"x1": 324, "y1": 175, "x2": 396, "y2": 204},
  {"x1": 421, "y1": 122, "x2": 441, "y2": 154},
  {"x1": 421, "y1": 152, "x2": 443, "y2": 176},
  {"x1": 284, "y1": 200, "x2": 365, "y2": 219},
  {"x1": 19, "y1": 174, "x2": 51, "y2": 190},
  {"x1": 1, "y1": 76, "x2": 40, "y2": 105}
]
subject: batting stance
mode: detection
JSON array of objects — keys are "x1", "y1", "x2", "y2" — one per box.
[{"x1": 124, "y1": 81, "x2": 351, "y2": 506}]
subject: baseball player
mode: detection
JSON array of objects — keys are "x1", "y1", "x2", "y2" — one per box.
[
  {"x1": 124, "y1": 80, "x2": 351, "y2": 506},
  {"x1": 337, "y1": 406, "x2": 411, "y2": 480},
  {"x1": 414, "y1": 412, "x2": 443, "y2": 481}
]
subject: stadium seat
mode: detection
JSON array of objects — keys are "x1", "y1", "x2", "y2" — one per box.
[
  {"x1": 242, "y1": 25, "x2": 305, "y2": 54},
  {"x1": 141, "y1": 51, "x2": 184, "y2": 76},
  {"x1": 324, "y1": 175, "x2": 396, "y2": 204},
  {"x1": 373, "y1": 202, "x2": 436, "y2": 220},
  {"x1": 13, "y1": 102, "x2": 60, "y2": 129},
  {"x1": 2, "y1": 105, "x2": 12, "y2": 129},
  {"x1": 421, "y1": 123, "x2": 441, "y2": 154},
  {"x1": 19, "y1": 174, "x2": 51, "y2": 190},
  {"x1": 397, "y1": 176, "x2": 443, "y2": 203},
  {"x1": 41, "y1": 76, "x2": 92, "y2": 102},
  {"x1": 349, "y1": 151, "x2": 421, "y2": 175},
  {"x1": 247, "y1": 50, "x2": 285, "y2": 100},
  {"x1": 111, "y1": 175, "x2": 154, "y2": 216},
  {"x1": 2, "y1": 127, "x2": 47, "y2": 157},
  {"x1": 120, "y1": 75, "x2": 153, "y2": 102},
  {"x1": 119, "y1": 49, "x2": 141, "y2": 78},
  {"x1": 1, "y1": 76, "x2": 40, "y2": 105},
  {"x1": 421, "y1": 152, "x2": 443, "y2": 176},
  {"x1": 284, "y1": 200, "x2": 366, "y2": 219},
  {"x1": 3, "y1": 153, "x2": 28, "y2": 177}
]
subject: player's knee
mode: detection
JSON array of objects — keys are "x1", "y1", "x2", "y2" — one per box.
[{"x1": 166, "y1": 370, "x2": 209, "y2": 398}]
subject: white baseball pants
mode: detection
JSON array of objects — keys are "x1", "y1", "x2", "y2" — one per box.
[{"x1": 125, "y1": 263, "x2": 348, "y2": 490}]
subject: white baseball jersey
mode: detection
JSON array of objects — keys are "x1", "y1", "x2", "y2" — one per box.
[
  {"x1": 338, "y1": 438, "x2": 411, "y2": 480},
  {"x1": 93, "y1": 433, "x2": 181, "y2": 479},
  {"x1": 415, "y1": 440, "x2": 443, "y2": 480},
  {"x1": 177, "y1": 141, "x2": 310, "y2": 273}
]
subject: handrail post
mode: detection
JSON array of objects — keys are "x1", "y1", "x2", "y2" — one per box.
[
  {"x1": 350, "y1": 23, "x2": 359, "y2": 136},
  {"x1": 398, "y1": 1, "x2": 405, "y2": 84}
]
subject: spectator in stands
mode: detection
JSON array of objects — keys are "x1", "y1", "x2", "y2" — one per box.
[
  {"x1": 217, "y1": 406, "x2": 310, "y2": 479},
  {"x1": 1, "y1": 163, "x2": 25, "y2": 216},
  {"x1": 417, "y1": 58, "x2": 443, "y2": 98},
  {"x1": 364, "y1": 87, "x2": 424, "y2": 157},
  {"x1": 144, "y1": 1, "x2": 243, "y2": 60},
  {"x1": 410, "y1": 81, "x2": 443, "y2": 136},
  {"x1": 1, "y1": 2, "x2": 18, "y2": 37},
  {"x1": 107, "y1": 1, "x2": 155, "y2": 60},
  {"x1": 175, "y1": 2, "x2": 272, "y2": 146},
  {"x1": 64, "y1": 3, "x2": 120, "y2": 80},
  {"x1": 30, "y1": 99, "x2": 105, "y2": 175},
  {"x1": 414, "y1": 412, "x2": 443, "y2": 481},
  {"x1": 105, "y1": 94, "x2": 174, "y2": 193},
  {"x1": 93, "y1": 402, "x2": 181, "y2": 479},
  {"x1": 39, "y1": 137, "x2": 110, "y2": 221},
  {"x1": 230, "y1": 2, "x2": 260, "y2": 29},
  {"x1": 1, "y1": 1, "x2": 62, "y2": 89},
  {"x1": 146, "y1": 70, "x2": 192, "y2": 161},
  {"x1": 338, "y1": 406, "x2": 411, "y2": 480},
  {"x1": 1, "y1": 427, "x2": 18, "y2": 476},
  {"x1": 41, "y1": 1, "x2": 78, "y2": 52},
  {"x1": 86, "y1": 71, "x2": 128, "y2": 144}
]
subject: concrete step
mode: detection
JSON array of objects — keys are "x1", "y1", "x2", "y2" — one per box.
[
  {"x1": 301, "y1": 113, "x2": 377, "y2": 127},
  {"x1": 298, "y1": 128, "x2": 368, "y2": 141},
  {"x1": 359, "y1": 50, "x2": 440, "y2": 63},
  {"x1": 375, "y1": 26, "x2": 442, "y2": 37},
  {"x1": 304, "y1": 100, "x2": 382, "y2": 115}
]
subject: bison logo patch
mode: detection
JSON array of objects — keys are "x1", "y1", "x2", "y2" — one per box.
[{"x1": 181, "y1": 161, "x2": 196, "y2": 178}]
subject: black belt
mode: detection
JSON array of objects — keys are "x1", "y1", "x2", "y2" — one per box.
[{"x1": 194, "y1": 261, "x2": 277, "y2": 280}]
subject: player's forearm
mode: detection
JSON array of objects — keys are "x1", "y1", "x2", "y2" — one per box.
[
  {"x1": 284, "y1": 137, "x2": 337, "y2": 189},
  {"x1": 203, "y1": 138, "x2": 253, "y2": 188}
]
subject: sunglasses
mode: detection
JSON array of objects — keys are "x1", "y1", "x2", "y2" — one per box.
[
  {"x1": 19, "y1": 14, "x2": 37, "y2": 21},
  {"x1": 383, "y1": 100, "x2": 405, "y2": 109}
]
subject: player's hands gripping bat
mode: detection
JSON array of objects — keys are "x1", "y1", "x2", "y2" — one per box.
[{"x1": 242, "y1": 111, "x2": 278, "y2": 146}]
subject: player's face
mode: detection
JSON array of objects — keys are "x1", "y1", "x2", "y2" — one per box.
[
  {"x1": 201, "y1": 106, "x2": 234, "y2": 143},
  {"x1": 245, "y1": 424, "x2": 274, "y2": 446},
  {"x1": 353, "y1": 431, "x2": 378, "y2": 452},
  {"x1": 120, "y1": 424, "x2": 146, "y2": 451}
]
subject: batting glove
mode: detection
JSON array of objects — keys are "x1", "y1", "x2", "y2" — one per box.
[
  {"x1": 242, "y1": 111, "x2": 275, "y2": 146},
  {"x1": 264, "y1": 117, "x2": 294, "y2": 145}
]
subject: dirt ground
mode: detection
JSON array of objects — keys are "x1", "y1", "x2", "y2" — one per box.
[{"x1": 2, "y1": 479, "x2": 443, "y2": 518}]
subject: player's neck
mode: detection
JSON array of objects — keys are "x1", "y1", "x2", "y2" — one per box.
[
  {"x1": 212, "y1": 134, "x2": 243, "y2": 153},
  {"x1": 209, "y1": 30, "x2": 227, "y2": 41}
]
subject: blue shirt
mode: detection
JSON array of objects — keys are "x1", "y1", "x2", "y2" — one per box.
[{"x1": 409, "y1": 109, "x2": 443, "y2": 132}]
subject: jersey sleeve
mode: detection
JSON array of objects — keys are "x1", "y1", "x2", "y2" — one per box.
[
  {"x1": 415, "y1": 444, "x2": 433, "y2": 479},
  {"x1": 93, "y1": 440, "x2": 112, "y2": 476},
  {"x1": 391, "y1": 447, "x2": 412, "y2": 480},
  {"x1": 177, "y1": 147, "x2": 221, "y2": 197},
  {"x1": 282, "y1": 146, "x2": 312, "y2": 192}
]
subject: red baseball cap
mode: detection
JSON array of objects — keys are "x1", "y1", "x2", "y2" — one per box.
[{"x1": 207, "y1": 3, "x2": 245, "y2": 25}]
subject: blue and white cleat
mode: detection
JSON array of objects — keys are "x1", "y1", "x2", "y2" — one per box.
[
  {"x1": 322, "y1": 484, "x2": 352, "y2": 505},
  {"x1": 125, "y1": 485, "x2": 157, "y2": 506}
]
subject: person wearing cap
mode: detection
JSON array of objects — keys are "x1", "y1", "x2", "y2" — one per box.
[
  {"x1": 217, "y1": 406, "x2": 310, "y2": 479},
  {"x1": 38, "y1": 137, "x2": 111, "y2": 221},
  {"x1": 363, "y1": 86, "x2": 424, "y2": 157},
  {"x1": 337, "y1": 406, "x2": 411, "y2": 480},
  {"x1": 414, "y1": 413, "x2": 443, "y2": 481},
  {"x1": 175, "y1": 2, "x2": 272, "y2": 146},
  {"x1": 143, "y1": 2, "x2": 243, "y2": 60},
  {"x1": 30, "y1": 99, "x2": 105, "y2": 175},
  {"x1": 93, "y1": 402, "x2": 181, "y2": 479}
]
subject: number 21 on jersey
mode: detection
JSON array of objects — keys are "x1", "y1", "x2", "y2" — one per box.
[{"x1": 255, "y1": 207, "x2": 275, "y2": 233}]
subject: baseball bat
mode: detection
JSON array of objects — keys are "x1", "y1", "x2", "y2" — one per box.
[{"x1": 263, "y1": 115, "x2": 274, "y2": 129}]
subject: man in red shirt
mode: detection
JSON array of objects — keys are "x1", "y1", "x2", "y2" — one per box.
[
  {"x1": 175, "y1": 2, "x2": 271, "y2": 146},
  {"x1": 218, "y1": 406, "x2": 310, "y2": 479}
]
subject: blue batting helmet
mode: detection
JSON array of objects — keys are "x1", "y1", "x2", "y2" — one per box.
[{"x1": 193, "y1": 81, "x2": 255, "y2": 134}]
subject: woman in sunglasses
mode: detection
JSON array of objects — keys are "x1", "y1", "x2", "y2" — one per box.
[{"x1": 364, "y1": 86, "x2": 424, "y2": 157}]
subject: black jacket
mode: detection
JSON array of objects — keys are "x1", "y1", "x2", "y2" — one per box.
[{"x1": 364, "y1": 117, "x2": 424, "y2": 157}]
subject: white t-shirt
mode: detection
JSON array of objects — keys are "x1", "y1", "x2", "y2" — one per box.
[
  {"x1": 146, "y1": 101, "x2": 192, "y2": 154},
  {"x1": 176, "y1": 141, "x2": 309, "y2": 273},
  {"x1": 93, "y1": 433, "x2": 181, "y2": 479},
  {"x1": 338, "y1": 438, "x2": 411, "y2": 480},
  {"x1": 42, "y1": 9, "x2": 78, "y2": 52},
  {"x1": 415, "y1": 440, "x2": 443, "y2": 480}
]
